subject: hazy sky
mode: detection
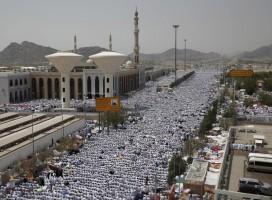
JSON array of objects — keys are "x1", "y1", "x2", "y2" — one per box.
[{"x1": 0, "y1": 0, "x2": 272, "y2": 55}]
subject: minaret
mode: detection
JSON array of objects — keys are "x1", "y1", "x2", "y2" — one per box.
[
  {"x1": 134, "y1": 8, "x2": 139, "y2": 65},
  {"x1": 74, "y1": 35, "x2": 77, "y2": 53},
  {"x1": 109, "y1": 33, "x2": 112, "y2": 51}
]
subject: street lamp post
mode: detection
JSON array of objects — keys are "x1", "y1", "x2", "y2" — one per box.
[
  {"x1": 61, "y1": 105, "x2": 64, "y2": 137},
  {"x1": 32, "y1": 112, "x2": 34, "y2": 154},
  {"x1": 173, "y1": 25, "x2": 179, "y2": 84},
  {"x1": 84, "y1": 95, "x2": 87, "y2": 122},
  {"x1": 184, "y1": 39, "x2": 187, "y2": 71}
]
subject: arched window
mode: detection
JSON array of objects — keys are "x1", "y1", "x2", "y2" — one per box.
[
  {"x1": 87, "y1": 77, "x2": 92, "y2": 99},
  {"x1": 24, "y1": 89, "x2": 27, "y2": 100},
  {"x1": 15, "y1": 79, "x2": 18, "y2": 86},
  {"x1": 31, "y1": 78, "x2": 37, "y2": 99},
  {"x1": 48, "y1": 78, "x2": 52, "y2": 99},
  {"x1": 78, "y1": 78, "x2": 83, "y2": 99},
  {"x1": 9, "y1": 80, "x2": 13, "y2": 87},
  {"x1": 95, "y1": 76, "x2": 99, "y2": 96},
  {"x1": 39, "y1": 78, "x2": 44, "y2": 99},
  {"x1": 70, "y1": 78, "x2": 75, "y2": 99},
  {"x1": 15, "y1": 91, "x2": 18, "y2": 102},
  {"x1": 19, "y1": 90, "x2": 23, "y2": 102},
  {"x1": 103, "y1": 77, "x2": 105, "y2": 94},
  {"x1": 9, "y1": 92, "x2": 13, "y2": 103},
  {"x1": 55, "y1": 78, "x2": 60, "y2": 99}
]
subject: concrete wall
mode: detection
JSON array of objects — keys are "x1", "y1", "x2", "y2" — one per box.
[
  {"x1": 0, "y1": 75, "x2": 9, "y2": 105},
  {"x1": 145, "y1": 68, "x2": 171, "y2": 81},
  {"x1": 238, "y1": 115, "x2": 272, "y2": 125},
  {"x1": 0, "y1": 72, "x2": 31, "y2": 104},
  {"x1": 0, "y1": 119, "x2": 85, "y2": 171}
]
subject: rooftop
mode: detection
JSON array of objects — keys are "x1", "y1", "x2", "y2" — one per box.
[{"x1": 185, "y1": 159, "x2": 209, "y2": 183}]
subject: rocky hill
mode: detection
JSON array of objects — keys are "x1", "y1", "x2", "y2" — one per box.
[
  {"x1": 0, "y1": 41, "x2": 57, "y2": 66},
  {"x1": 0, "y1": 41, "x2": 223, "y2": 66},
  {"x1": 0, "y1": 41, "x2": 107, "y2": 66},
  {"x1": 77, "y1": 46, "x2": 108, "y2": 61},
  {"x1": 138, "y1": 48, "x2": 222, "y2": 64},
  {"x1": 237, "y1": 44, "x2": 272, "y2": 63}
]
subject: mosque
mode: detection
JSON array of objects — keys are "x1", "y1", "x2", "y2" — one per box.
[{"x1": 0, "y1": 9, "x2": 148, "y2": 107}]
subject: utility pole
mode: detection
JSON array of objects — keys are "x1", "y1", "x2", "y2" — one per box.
[
  {"x1": 173, "y1": 25, "x2": 179, "y2": 83},
  {"x1": 109, "y1": 33, "x2": 112, "y2": 51},
  {"x1": 184, "y1": 39, "x2": 187, "y2": 71},
  {"x1": 62, "y1": 106, "x2": 64, "y2": 137},
  {"x1": 74, "y1": 34, "x2": 77, "y2": 53},
  {"x1": 84, "y1": 95, "x2": 87, "y2": 122},
  {"x1": 32, "y1": 112, "x2": 34, "y2": 154}
]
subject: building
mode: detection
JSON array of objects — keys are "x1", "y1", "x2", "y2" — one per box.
[
  {"x1": 0, "y1": 71, "x2": 31, "y2": 104},
  {"x1": 0, "y1": 9, "x2": 146, "y2": 106}
]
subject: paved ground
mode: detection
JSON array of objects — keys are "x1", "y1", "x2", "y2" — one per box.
[
  {"x1": 228, "y1": 124, "x2": 272, "y2": 191},
  {"x1": 234, "y1": 124, "x2": 272, "y2": 150},
  {"x1": 228, "y1": 151, "x2": 272, "y2": 191},
  {"x1": 228, "y1": 153, "x2": 246, "y2": 191}
]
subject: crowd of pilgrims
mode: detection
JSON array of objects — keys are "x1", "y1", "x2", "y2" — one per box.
[{"x1": 1, "y1": 71, "x2": 219, "y2": 199}]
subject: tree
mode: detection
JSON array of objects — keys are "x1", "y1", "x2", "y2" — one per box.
[
  {"x1": 167, "y1": 153, "x2": 187, "y2": 185},
  {"x1": 198, "y1": 100, "x2": 218, "y2": 138},
  {"x1": 183, "y1": 139, "x2": 206, "y2": 157},
  {"x1": 264, "y1": 79, "x2": 272, "y2": 92},
  {"x1": 102, "y1": 107, "x2": 127, "y2": 133},
  {"x1": 244, "y1": 98, "x2": 254, "y2": 108},
  {"x1": 242, "y1": 78, "x2": 256, "y2": 95},
  {"x1": 223, "y1": 103, "x2": 236, "y2": 118},
  {"x1": 259, "y1": 92, "x2": 272, "y2": 106}
]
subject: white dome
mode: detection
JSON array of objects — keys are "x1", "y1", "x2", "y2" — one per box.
[
  {"x1": 86, "y1": 59, "x2": 94, "y2": 64},
  {"x1": 46, "y1": 52, "x2": 82, "y2": 58},
  {"x1": 126, "y1": 60, "x2": 134, "y2": 68},
  {"x1": 45, "y1": 52, "x2": 83, "y2": 73},
  {"x1": 89, "y1": 51, "x2": 127, "y2": 73}
]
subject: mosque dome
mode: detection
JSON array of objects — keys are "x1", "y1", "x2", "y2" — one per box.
[
  {"x1": 126, "y1": 60, "x2": 134, "y2": 69},
  {"x1": 89, "y1": 51, "x2": 127, "y2": 73},
  {"x1": 86, "y1": 59, "x2": 94, "y2": 64}
]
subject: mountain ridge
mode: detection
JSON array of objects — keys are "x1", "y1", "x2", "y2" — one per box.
[
  {"x1": 235, "y1": 43, "x2": 272, "y2": 63},
  {"x1": 0, "y1": 41, "x2": 108, "y2": 66},
  {"x1": 0, "y1": 41, "x2": 223, "y2": 66}
]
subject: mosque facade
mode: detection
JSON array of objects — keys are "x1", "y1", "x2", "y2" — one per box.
[{"x1": 0, "y1": 9, "x2": 147, "y2": 105}]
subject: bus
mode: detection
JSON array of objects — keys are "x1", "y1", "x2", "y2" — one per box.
[
  {"x1": 246, "y1": 153, "x2": 272, "y2": 172},
  {"x1": 248, "y1": 153, "x2": 272, "y2": 159}
]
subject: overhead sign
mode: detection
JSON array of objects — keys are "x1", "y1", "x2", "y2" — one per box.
[
  {"x1": 228, "y1": 69, "x2": 254, "y2": 77},
  {"x1": 96, "y1": 97, "x2": 121, "y2": 112}
]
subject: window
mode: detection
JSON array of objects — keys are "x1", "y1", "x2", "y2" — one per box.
[
  {"x1": 9, "y1": 80, "x2": 13, "y2": 87},
  {"x1": 63, "y1": 88, "x2": 65, "y2": 92},
  {"x1": 107, "y1": 88, "x2": 109, "y2": 93},
  {"x1": 247, "y1": 181, "x2": 260, "y2": 186},
  {"x1": 107, "y1": 78, "x2": 110, "y2": 83},
  {"x1": 63, "y1": 98, "x2": 65, "y2": 102},
  {"x1": 15, "y1": 79, "x2": 18, "y2": 86},
  {"x1": 24, "y1": 78, "x2": 27, "y2": 85},
  {"x1": 255, "y1": 161, "x2": 272, "y2": 167},
  {"x1": 19, "y1": 79, "x2": 22, "y2": 85},
  {"x1": 62, "y1": 77, "x2": 65, "y2": 82}
]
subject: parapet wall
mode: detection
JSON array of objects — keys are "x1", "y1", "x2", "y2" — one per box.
[
  {"x1": 0, "y1": 119, "x2": 85, "y2": 171},
  {"x1": 170, "y1": 71, "x2": 195, "y2": 88}
]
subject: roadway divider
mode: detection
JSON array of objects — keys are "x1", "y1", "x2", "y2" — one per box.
[{"x1": 170, "y1": 71, "x2": 195, "y2": 87}]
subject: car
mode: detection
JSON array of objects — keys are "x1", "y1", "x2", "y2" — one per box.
[{"x1": 239, "y1": 178, "x2": 272, "y2": 196}]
